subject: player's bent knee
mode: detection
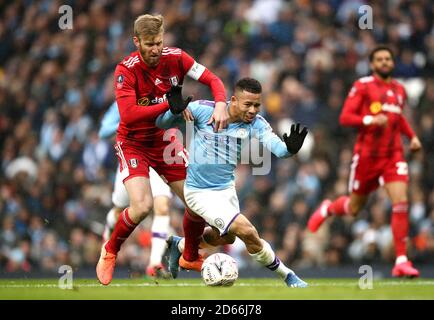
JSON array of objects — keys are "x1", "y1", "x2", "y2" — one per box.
[
  {"x1": 153, "y1": 197, "x2": 170, "y2": 216},
  {"x1": 348, "y1": 207, "x2": 359, "y2": 216},
  {"x1": 130, "y1": 200, "x2": 153, "y2": 220},
  {"x1": 153, "y1": 204, "x2": 170, "y2": 216},
  {"x1": 221, "y1": 233, "x2": 236, "y2": 245},
  {"x1": 348, "y1": 202, "x2": 362, "y2": 216},
  {"x1": 391, "y1": 197, "x2": 408, "y2": 205}
]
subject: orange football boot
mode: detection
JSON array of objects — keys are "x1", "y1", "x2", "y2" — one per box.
[
  {"x1": 392, "y1": 261, "x2": 420, "y2": 278},
  {"x1": 96, "y1": 241, "x2": 117, "y2": 285},
  {"x1": 179, "y1": 254, "x2": 204, "y2": 272}
]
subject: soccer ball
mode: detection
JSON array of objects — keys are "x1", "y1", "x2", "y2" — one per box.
[{"x1": 201, "y1": 253, "x2": 238, "y2": 287}]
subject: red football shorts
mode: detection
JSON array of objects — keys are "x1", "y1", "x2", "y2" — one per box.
[
  {"x1": 114, "y1": 137, "x2": 187, "y2": 184},
  {"x1": 348, "y1": 152, "x2": 408, "y2": 195}
]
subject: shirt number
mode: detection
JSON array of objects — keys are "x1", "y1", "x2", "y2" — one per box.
[{"x1": 396, "y1": 162, "x2": 408, "y2": 175}]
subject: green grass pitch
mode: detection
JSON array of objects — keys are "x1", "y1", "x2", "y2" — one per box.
[{"x1": 1, "y1": 278, "x2": 434, "y2": 300}]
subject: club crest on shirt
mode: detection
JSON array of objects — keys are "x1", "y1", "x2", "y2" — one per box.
[
  {"x1": 236, "y1": 128, "x2": 248, "y2": 139},
  {"x1": 214, "y1": 218, "x2": 225, "y2": 229},
  {"x1": 169, "y1": 76, "x2": 179, "y2": 86},
  {"x1": 129, "y1": 158, "x2": 138, "y2": 168},
  {"x1": 369, "y1": 102, "x2": 382, "y2": 114},
  {"x1": 116, "y1": 74, "x2": 124, "y2": 89}
]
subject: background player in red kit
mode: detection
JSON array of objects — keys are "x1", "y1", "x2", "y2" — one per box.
[
  {"x1": 307, "y1": 46, "x2": 422, "y2": 278},
  {"x1": 96, "y1": 14, "x2": 228, "y2": 285}
]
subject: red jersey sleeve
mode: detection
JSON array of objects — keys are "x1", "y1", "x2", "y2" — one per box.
[
  {"x1": 181, "y1": 50, "x2": 226, "y2": 103},
  {"x1": 399, "y1": 115, "x2": 416, "y2": 139},
  {"x1": 339, "y1": 80, "x2": 366, "y2": 127},
  {"x1": 114, "y1": 64, "x2": 169, "y2": 125},
  {"x1": 399, "y1": 90, "x2": 415, "y2": 139}
]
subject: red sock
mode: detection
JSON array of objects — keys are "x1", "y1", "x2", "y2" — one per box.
[
  {"x1": 391, "y1": 202, "x2": 409, "y2": 258},
  {"x1": 182, "y1": 209, "x2": 205, "y2": 261},
  {"x1": 105, "y1": 208, "x2": 137, "y2": 255},
  {"x1": 327, "y1": 196, "x2": 350, "y2": 216}
]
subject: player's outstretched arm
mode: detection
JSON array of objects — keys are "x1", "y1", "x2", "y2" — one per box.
[
  {"x1": 207, "y1": 101, "x2": 229, "y2": 132},
  {"x1": 156, "y1": 101, "x2": 209, "y2": 130},
  {"x1": 254, "y1": 117, "x2": 307, "y2": 158},
  {"x1": 181, "y1": 51, "x2": 228, "y2": 132},
  {"x1": 155, "y1": 109, "x2": 184, "y2": 130}
]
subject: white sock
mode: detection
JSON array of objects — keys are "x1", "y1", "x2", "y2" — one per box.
[
  {"x1": 149, "y1": 216, "x2": 170, "y2": 267},
  {"x1": 177, "y1": 238, "x2": 185, "y2": 253},
  {"x1": 396, "y1": 255, "x2": 408, "y2": 265},
  {"x1": 249, "y1": 239, "x2": 294, "y2": 279},
  {"x1": 321, "y1": 201, "x2": 331, "y2": 218},
  {"x1": 106, "y1": 208, "x2": 118, "y2": 229}
]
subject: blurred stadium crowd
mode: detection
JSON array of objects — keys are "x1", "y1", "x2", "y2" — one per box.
[{"x1": 1, "y1": 0, "x2": 433, "y2": 275}]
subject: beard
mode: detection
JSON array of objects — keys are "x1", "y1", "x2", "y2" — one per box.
[
  {"x1": 375, "y1": 67, "x2": 393, "y2": 79},
  {"x1": 139, "y1": 46, "x2": 161, "y2": 67}
]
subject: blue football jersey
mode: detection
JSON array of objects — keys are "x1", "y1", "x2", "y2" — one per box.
[{"x1": 156, "y1": 100, "x2": 291, "y2": 190}]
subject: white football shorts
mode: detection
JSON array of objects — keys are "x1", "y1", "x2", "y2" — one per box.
[
  {"x1": 184, "y1": 185, "x2": 240, "y2": 235},
  {"x1": 112, "y1": 165, "x2": 172, "y2": 208},
  {"x1": 149, "y1": 167, "x2": 173, "y2": 199}
]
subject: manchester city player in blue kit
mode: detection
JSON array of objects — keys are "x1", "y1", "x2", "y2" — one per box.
[{"x1": 157, "y1": 78, "x2": 308, "y2": 287}]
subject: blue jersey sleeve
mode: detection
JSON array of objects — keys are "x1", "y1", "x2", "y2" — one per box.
[
  {"x1": 155, "y1": 109, "x2": 184, "y2": 129},
  {"x1": 98, "y1": 102, "x2": 121, "y2": 139},
  {"x1": 156, "y1": 100, "x2": 215, "y2": 129},
  {"x1": 189, "y1": 100, "x2": 215, "y2": 126},
  {"x1": 252, "y1": 115, "x2": 291, "y2": 158},
  {"x1": 155, "y1": 110, "x2": 182, "y2": 129}
]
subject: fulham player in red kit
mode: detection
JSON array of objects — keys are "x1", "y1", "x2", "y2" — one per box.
[
  {"x1": 96, "y1": 14, "x2": 228, "y2": 285},
  {"x1": 307, "y1": 46, "x2": 422, "y2": 277}
]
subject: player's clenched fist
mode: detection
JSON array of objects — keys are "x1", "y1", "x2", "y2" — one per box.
[
  {"x1": 410, "y1": 136, "x2": 422, "y2": 152},
  {"x1": 167, "y1": 85, "x2": 193, "y2": 114},
  {"x1": 283, "y1": 123, "x2": 308, "y2": 155}
]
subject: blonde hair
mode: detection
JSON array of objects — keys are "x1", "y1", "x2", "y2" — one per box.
[{"x1": 134, "y1": 14, "x2": 164, "y2": 38}]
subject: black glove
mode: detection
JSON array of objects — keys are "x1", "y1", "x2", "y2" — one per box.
[
  {"x1": 166, "y1": 85, "x2": 193, "y2": 114},
  {"x1": 283, "y1": 123, "x2": 308, "y2": 155}
]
